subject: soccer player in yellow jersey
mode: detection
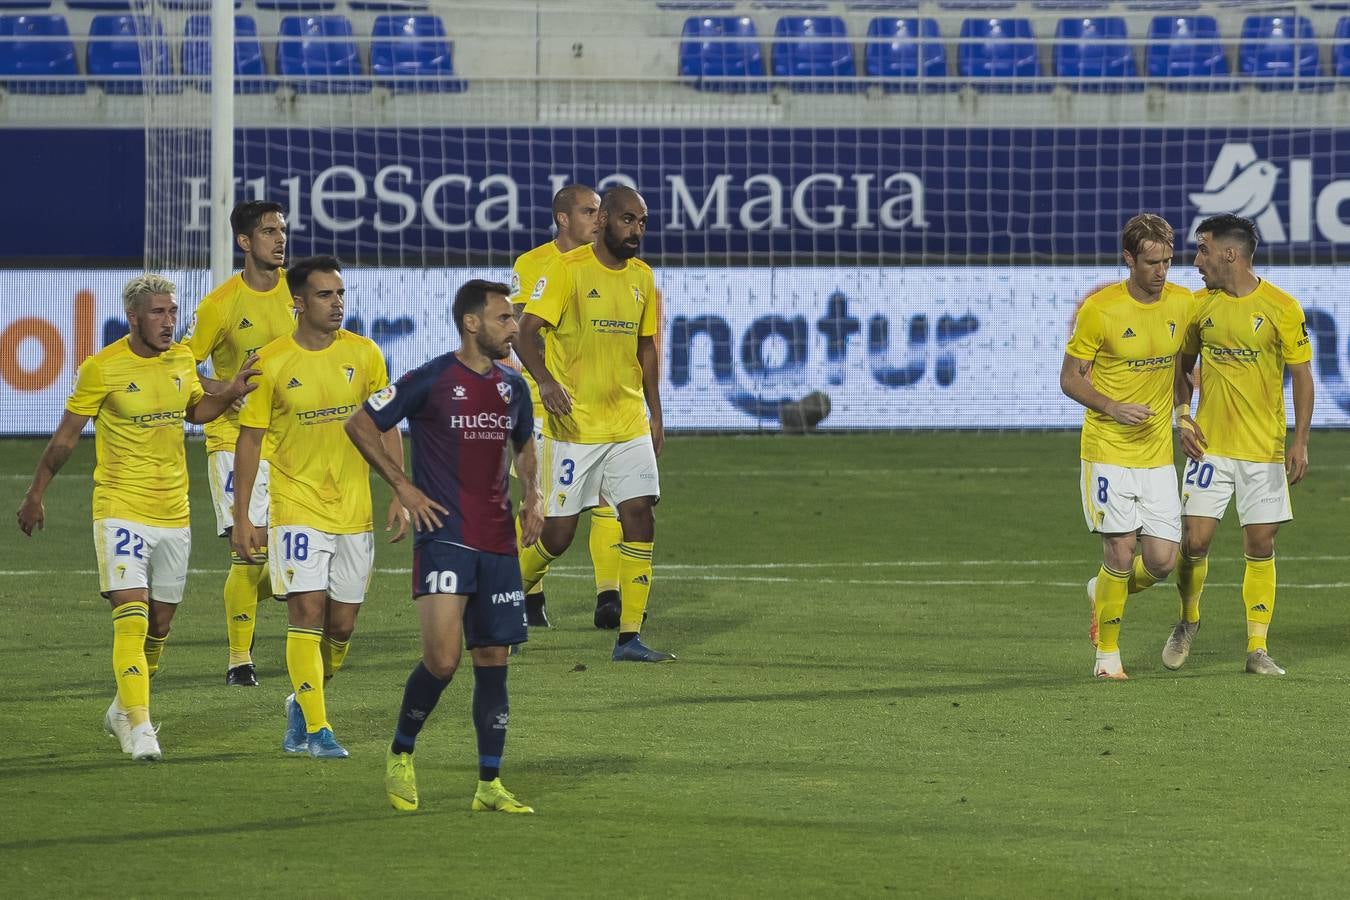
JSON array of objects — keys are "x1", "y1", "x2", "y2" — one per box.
[
  {"x1": 1061, "y1": 214, "x2": 1193, "y2": 680},
  {"x1": 16, "y1": 275, "x2": 257, "y2": 761},
  {"x1": 1167, "y1": 214, "x2": 1313, "y2": 677},
  {"x1": 516, "y1": 186, "x2": 673, "y2": 662},
  {"x1": 510, "y1": 184, "x2": 627, "y2": 629},
  {"x1": 232, "y1": 256, "x2": 404, "y2": 758},
  {"x1": 184, "y1": 200, "x2": 295, "y2": 687}
]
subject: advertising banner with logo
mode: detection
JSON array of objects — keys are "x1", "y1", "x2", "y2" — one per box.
[
  {"x1": 2, "y1": 128, "x2": 1349, "y2": 262},
  {"x1": 3, "y1": 267, "x2": 1349, "y2": 436}
]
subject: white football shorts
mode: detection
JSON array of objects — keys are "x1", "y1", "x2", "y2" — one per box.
[
  {"x1": 1080, "y1": 461, "x2": 1181, "y2": 543},
  {"x1": 207, "y1": 450, "x2": 269, "y2": 537},
  {"x1": 541, "y1": 434, "x2": 660, "y2": 518},
  {"x1": 1181, "y1": 454, "x2": 1292, "y2": 526},
  {"x1": 92, "y1": 517, "x2": 192, "y2": 604},
  {"x1": 268, "y1": 526, "x2": 374, "y2": 603}
]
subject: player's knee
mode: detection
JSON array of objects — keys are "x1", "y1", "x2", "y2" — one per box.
[
  {"x1": 1147, "y1": 552, "x2": 1177, "y2": 580},
  {"x1": 1244, "y1": 534, "x2": 1276, "y2": 559},
  {"x1": 424, "y1": 654, "x2": 459, "y2": 680},
  {"x1": 326, "y1": 622, "x2": 355, "y2": 643},
  {"x1": 619, "y1": 505, "x2": 655, "y2": 541}
]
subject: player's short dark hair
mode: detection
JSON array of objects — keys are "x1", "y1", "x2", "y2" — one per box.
[
  {"x1": 1196, "y1": 213, "x2": 1258, "y2": 259},
  {"x1": 288, "y1": 255, "x2": 342, "y2": 296},
  {"x1": 552, "y1": 184, "x2": 596, "y2": 228},
  {"x1": 1121, "y1": 213, "x2": 1174, "y2": 259},
  {"x1": 600, "y1": 185, "x2": 644, "y2": 215},
  {"x1": 453, "y1": 279, "x2": 511, "y2": 335},
  {"x1": 230, "y1": 200, "x2": 285, "y2": 238}
]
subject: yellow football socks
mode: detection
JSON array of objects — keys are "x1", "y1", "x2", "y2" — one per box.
[
  {"x1": 286, "y1": 626, "x2": 329, "y2": 733},
  {"x1": 516, "y1": 515, "x2": 546, "y2": 596},
  {"x1": 617, "y1": 541, "x2": 655, "y2": 633},
  {"x1": 144, "y1": 632, "x2": 168, "y2": 677},
  {"x1": 1176, "y1": 554, "x2": 1208, "y2": 624},
  {"x1": 112, "y1": 601, "x2": 151, "y2": 728},
  {"x1": 1127, "y1": 555, "x2": 1159, "y2": 594},
  {"x1": 1243, "y1": 555, "x2": 1276, "y2": 653},
  {"x1": 321, "y1": 635, "x2": 350, "y2": 679},
  {"x1": 589, "y1": 506, "x2": 623, "y2": 594},
  {"x1": 225, "y1": 562, "x2": 267, "y2": 668},
  {"x1": 1093, "y1": 564, "x2": 1130, "y2": 653},
  {"x1": 518, "y1": 540, "x2": 557, "y2": 595}
]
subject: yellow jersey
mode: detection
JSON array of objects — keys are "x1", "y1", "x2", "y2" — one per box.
[
  {"x1": 237, "y1": 331, "x2": 388, "y2": 533},
  {"x1": 65, "y1": 338, "x2": 205, "y2": 528},
  {"x1": 1183, "y1": 280, "x2": 1311, "y2": 463},
  {"x1": 184, "y1": 271, "x2": 295, "y2": 454},
  {"x1": 524, "y1": 245, "x2": 659, "y2": 444},
  {"x1": 510, "y1": 240, "x2": 564, "y2": 421},
  {"x1": 1065, "y1": 281, "x2": 1193, "y2": 468}
]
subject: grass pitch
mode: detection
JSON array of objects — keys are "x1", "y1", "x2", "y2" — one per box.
[{"x1": 3, "y1": 432, "x2": 1350, "y2": 898}]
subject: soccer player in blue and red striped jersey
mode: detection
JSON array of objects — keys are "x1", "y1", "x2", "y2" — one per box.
[{"x1": 345, "y1": 279, "x2": 543, "y2": 814}]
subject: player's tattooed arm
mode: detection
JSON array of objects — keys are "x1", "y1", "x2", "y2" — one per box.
[
  {"x1": 1060, "y1": 353, "x2": 1152, "y2": 426},
  {"x1": 17, "y1": 411, "x2": 89, "y2": 535}
]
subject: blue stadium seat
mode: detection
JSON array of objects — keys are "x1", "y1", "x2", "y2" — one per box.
[
  {"x1": 68, "y1": 0, "x2": 140, "y2": 9},
  {"x1": 0, "y1": 1, "x2": 52, "y2": 8},
  {"x1": 162, "y1": 0, "x2": 241, "y2": 8},
  {"x1": 351, "y1": 0, "x2": 429, "y2": 10},
  {"x1": 257, "y1": 0, "x2": 335, "y2": 10},
  {"x1": 958, "y1": 17, "x2": 1047, "y2": 91},
  {"x1": 772, "y1": 15, "x2": 859, "y2": 92},
  {"x1": 1146, "y1": 15, "x2": 1234, "y2": 90},
  {"x1": 183, "y1": 14, "x2": 271, "y2": 93},
  {"x1": 371, "y1": 14, "x2": 465, "y2": 92},
  {"x1": 864, "y1": 17, "x2": 951, "y2": 92},
  {"x1": 0, "y1": 13, "x2": 82, "y2": 93},
  {"x1": 1055, "y1": 16, "x2": 1140, "y2": 91},
  {"x1": 1336, "y1": 17, "x2": 1350, "y2": 77},
  {"x1": 1239, "y1": 15, "x2": 1322, "y2": 90},
  {"x1": 277, "y1": 15, "x2": 368, "y2": 93},
  {"x1": 87, "y1": 14, "x2": 177, "y2": 94},
  {"x1": 679, "y1": 15, "x2": 767, "y2": 92}
]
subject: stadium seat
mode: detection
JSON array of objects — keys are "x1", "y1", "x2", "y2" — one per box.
[
  {"x1": 772, "y1": 15, "x2": 859, "y2": 93},
  {"x1": 678, "y1": 15, "x2": 767, "y2": 92},
  {"x1": 277, "y1": 15, "x2": 369, "y2": 93},
  {"x1": 370, "y1": 14, "x2": 466, "y2": 92},
  {"x1": 350, "y1": 1, "x2": 429, "y2": 10},
  {"x1": 256, "y1": 0, "x2": 336, "y2": 10},
  {"x1": 864, "y1": 17, "x2": 951, "y2": 92},
  {"x1": 161, "y1": 0, "x2": 241, "y2": 8},
  {"x1": 1239, "y1": 15, "x2": 1322, "y2": 90},
  {"x1": 87, "y1": 14, "x2": 177, "y2": 94},
  {"x1": 68, "y1": 0, "x2": 139, "y2": 9},
  {"x1": 1146, "y1": 15, "x2": 1234, "y2": 91},
  {"x1": 1054, "y1": 16, "x2": 1141, "y2": 92},
  {"x1": 958, "y1": 17, "x2": 1047, "y2": 92},
  {"x1": 183, "y1": 14, "x2": 271, "y2": 93},
  {"x1": 0, "y1": 13, "x2": 82, "y2": 93},
  {"x1": 1335, "y1": 17, "x2": 1350, "y2": 77},
  {"x1": 0, "y1": 1, "x2": 51, "y2": 8}
]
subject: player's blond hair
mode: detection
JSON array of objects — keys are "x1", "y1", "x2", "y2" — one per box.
[
  {"x1": 122, "y1": 274, "x2": 177, "y2": 315},
  {"x1": 1121, "y1": 214, "x2": 1175, "y2": 259}
]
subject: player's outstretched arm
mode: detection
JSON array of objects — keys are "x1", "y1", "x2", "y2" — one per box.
[
  {"x1": 231, "y1": 426, "x2": 267, "y2": 563},
  {"x1": 518, "y1": 313, "x2": 571, "y2": 417},
  {"x1": 16, "y1": 411, "x2": 89, "y2": 536},
  {"x1": 638, "y1": 334, "x2": 664, "y2": 458},
  {"x1": 513, "y1": 437, "x2": 544, "y2": 546},
  {"x1": 1059, "y1": 353, "x2": 1152, "y2": 426},
  {"x1": 1287, "y1": 361, "x2": 1314, "y2": 485},
  {"x1": 188, "y1": 354, "x2": 260, "y2": 424},
  {"x1": 343, "y1": 408, "x2": 447, "y2": 534}
]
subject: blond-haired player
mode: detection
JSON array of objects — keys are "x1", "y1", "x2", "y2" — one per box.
[
  {"x1": 1167, "y1": 213, "x2": 1313, "y2": 676},
  {"x1": 17, "y1": 275, "x2": 256, "y2": 760},
  {"x1": 185, "y1": 200, "x2": 295, "y2": 687},
  {"x1": 1061, "y1": 213, "x2": 1193, "y2": 680}
]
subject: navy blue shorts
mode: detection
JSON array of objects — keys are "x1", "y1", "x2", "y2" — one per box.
[{"x1": 411, "y1": 541, "x2": 528, "y2": 648}]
